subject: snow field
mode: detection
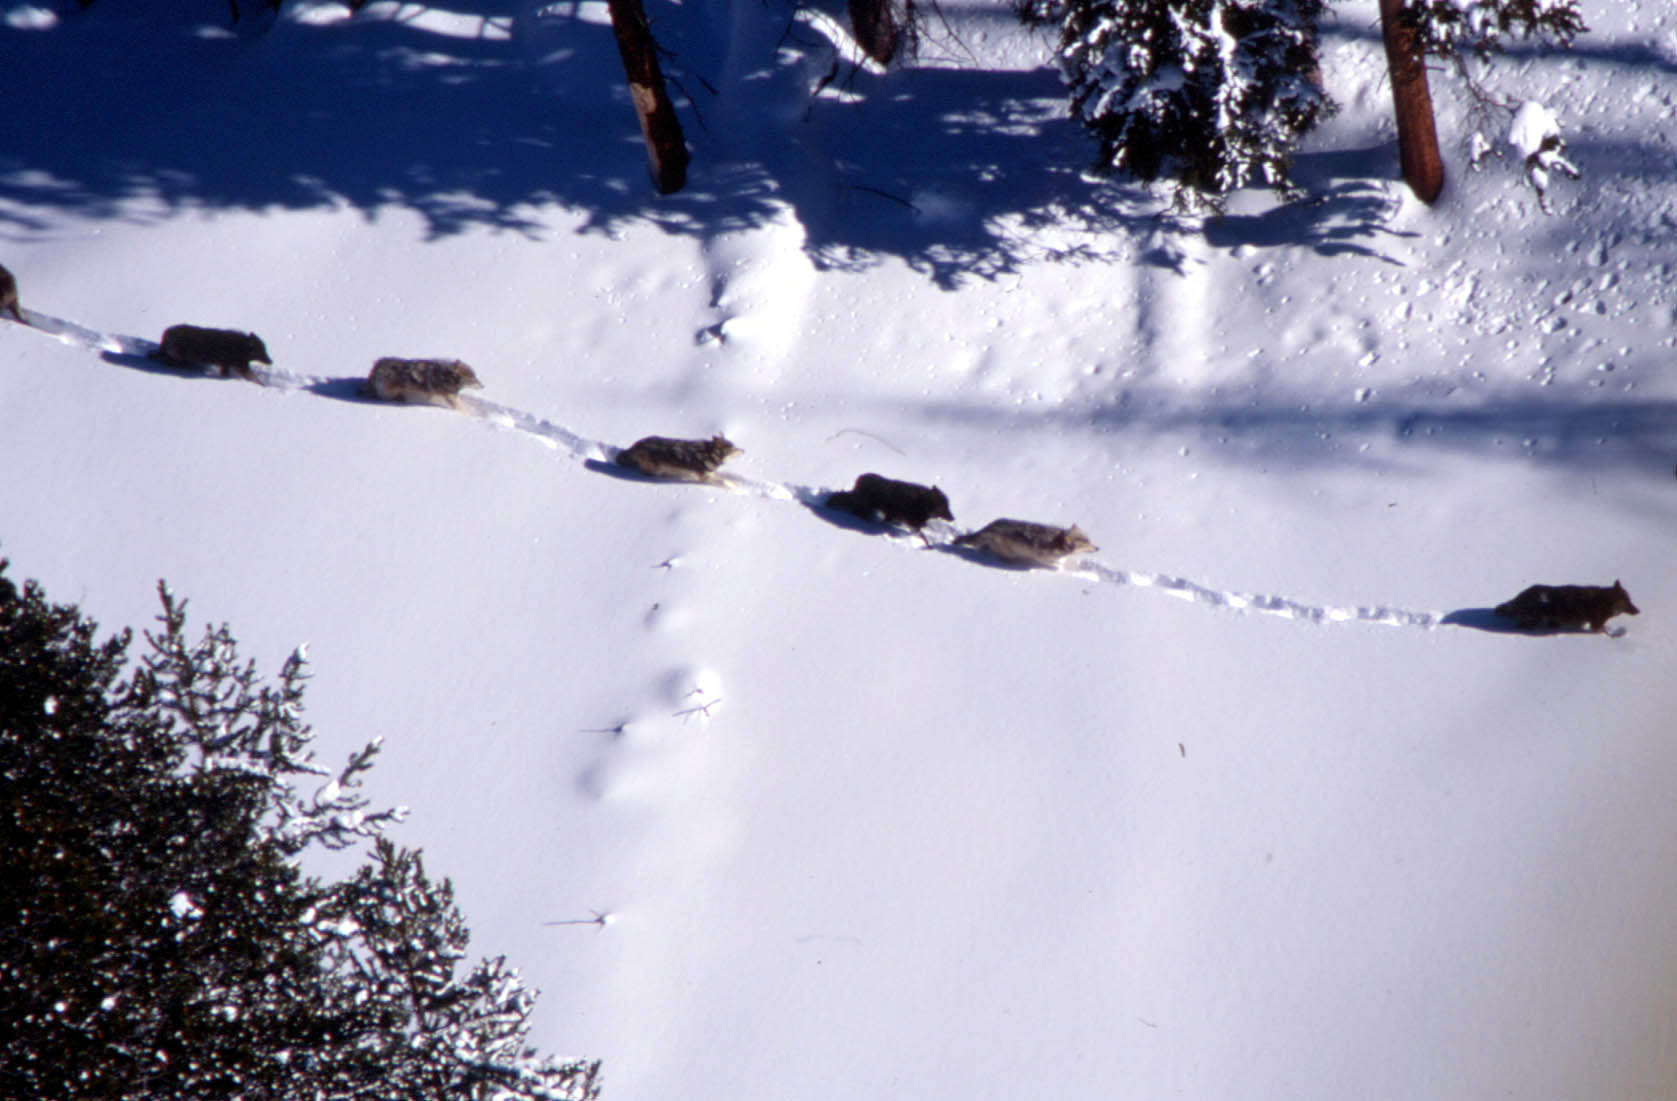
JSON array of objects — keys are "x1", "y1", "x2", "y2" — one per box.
[
  {"x1": 18, "y1": 285, "x2": 1475, "y2": 629},
  {"x1": 3, "y1": 0, "x2": 1676, "y2": 1097}
]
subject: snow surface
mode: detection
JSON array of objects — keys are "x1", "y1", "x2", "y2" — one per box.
[{"x1": 3, "y1": 0, "x2": 1676, "y2": 1096}]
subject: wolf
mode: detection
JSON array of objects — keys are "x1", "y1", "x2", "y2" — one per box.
[
  {"x1": 0, "y1": 262, "x2": 21, "y2": 322},
  {"x1": 1494, "y1": 580, "x2": 1639, "y2": 633},
  {"x1": 615, "y1": 435, "x2": 741, "y2": 483},
  {"x1": 365, "y1": 357, "x2": 483, "y2": 409},
  {"x1": 825, "y1": 473, "x2": 953, "y2": 540},
  {"x1": 954, "y1": 518, "x2": 1097, "y2": 568},
  {"x1": 154, "y1": 324, "x2": 271, "y2": 380}
]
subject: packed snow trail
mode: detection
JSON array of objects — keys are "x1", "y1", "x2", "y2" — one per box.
[
  {"x1": 16, "y1": 308, "x2": 151, "y2": 357},
  {"x1": 1078, "y1": 563, "x2": 1442, "y2": 628},
  {"x1": 8, "y1": 311, "x2": 1447, "y2": 630}
]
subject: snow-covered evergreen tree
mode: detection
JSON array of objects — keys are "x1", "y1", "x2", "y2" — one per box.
[
  {"x1": 1012, "y1": 0, "x2": 1065, "y2": 29},
  {"x1": 1041, "y1": 0, "x2": 1584, "y2": 207},
  {"x1": 1403, "y1": 0, "x2": 1585, "y2": 61},
  {"x1": 314, "y1": 840, "x2": 602, "y2": 1100},
  {"x1": 0, "y1": 562, "x2": 602, "y2": 1101},
  {"x1": 1056, "y1": 0, "x2": 1335, "y2": 206}
]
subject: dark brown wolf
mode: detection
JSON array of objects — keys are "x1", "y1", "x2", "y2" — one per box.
[
  {"x1": 1494, "y1": 580, "x2": 1639, "y2": 633},
  {"x1": 154, "y1": 324, "x2": 272, "y2": 380},
  {"x1": 0, "y1": 262, "x2": 21, "y2": 322},
  {"x1": 826, "y1": 473, "x2": 953, "y2": 540},
  {"x1": 615, "y1": 435, "x2": 741, "y2": 483}
]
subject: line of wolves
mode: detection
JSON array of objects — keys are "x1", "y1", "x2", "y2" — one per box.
[{"x1": 0, "y1": 263, "x2": 1642, "y2": 632}]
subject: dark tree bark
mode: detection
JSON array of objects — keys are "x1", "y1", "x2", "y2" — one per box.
[
  {"x1": 1378, "y1": 0, "x2": 1444, "y2": 202},
  {"x1": 848, "y1": 0, "x2": 902, "y2": 65},
  {"x1": 605, "y1": 0, "x2": 690, "y2": 195}
]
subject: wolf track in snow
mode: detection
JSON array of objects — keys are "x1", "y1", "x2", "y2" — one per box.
[{"x1": 15, "y1": 312, "x2": 1450, "y2": 631}]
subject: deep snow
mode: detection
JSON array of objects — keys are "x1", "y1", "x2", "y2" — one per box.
[{"x1": 3, "y1": 0, "x2": 1675, "y2": 1096}]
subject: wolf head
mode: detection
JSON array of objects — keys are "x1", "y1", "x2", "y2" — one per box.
[
  {"x1": 451, "y1": 361, "x2": 484, "y2": 390},
  {"x1": 244, "y1": 332, "x2": 273, "y2": 365},
  {"x1": 1058, "y1": 524, "x2": 1097, "y2": 556},
  {"x1": 924, "y1": 486, "x2": 954, "y2": 523}
]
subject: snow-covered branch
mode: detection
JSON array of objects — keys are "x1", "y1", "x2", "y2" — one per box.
[{"x1": 141, "y1": 583, "x2": 404, "y2": 855}]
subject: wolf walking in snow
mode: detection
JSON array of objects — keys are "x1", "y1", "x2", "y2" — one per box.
[
  {"x1": 615, "y1": 435, "x2": 741, "y2": 483},
  {"x1": 1494, "y1": 580, "x2": 1639, "y2": 633},
  {"x1": 954, "y1": 518, "x2": 1096, "y2": 568},
  {"x1": 154, "y1": 324, "x2": 272, "y2": 380},
  {"x1": 364, "y1": 357, "x2": 483, "y2": 409},
  {"x1": 0, "y1": 262, "x2": 21, "y2": 322},
  {"x1": 826, "y1": 473, "x2": 953, "y2": 542}
]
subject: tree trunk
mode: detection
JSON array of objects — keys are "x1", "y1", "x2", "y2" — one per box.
[
  {"x1": 848, "y1": 0, "x2": 901, "y2": 66},
  {"x1": 1378, "y1": 0, "x2": 1444, "y2": 203},
  {"x1": 605, "y1": 0, "x2": 690, "y2": 195}
]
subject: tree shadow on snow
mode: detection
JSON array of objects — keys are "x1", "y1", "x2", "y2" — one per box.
[
  {"x1": 909, "y1": 384, "x2": 1677, "y2": 481},
  {"x1": 1320, "y1": 18, "x2": 1677, "y2": 80},
  {"x1": 1202, "y1": 152, "x2": 1416, "y2": 263},
  {"x1": 0, "y1": 0, "x2": 1408, "y2": 288}
]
